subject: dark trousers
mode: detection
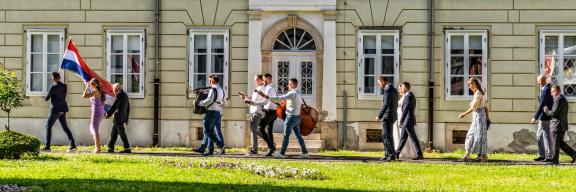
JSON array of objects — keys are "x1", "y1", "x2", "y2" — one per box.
[
  {"x1": 198, "y1": 114, "x2": 223, "y2": 154},
  {"x1": 381, "y1": 120, "x2": 395, "y2": 158},
  {"x1": 395, "y1": 124, "x2": 423, "y2": 157},
  {"x1": 108, "y1": 122, "x2": 131, "y2": 150},
  {"x1": 44, "y1": 111, "x2": 76, "y2": 148},
  {"x1": 202, "y1": 110, "x2": 224, "y2": 149},
  {"x1": 551, "y1": 129, "x2": 576, "y2": 164},
  {"x1": 258, "y1": 110, "x2": 277, "y2": 150}
]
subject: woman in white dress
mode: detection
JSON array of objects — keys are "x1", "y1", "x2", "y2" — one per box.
[{"x1": 393, "y1": 84, "x2": 417, "y2": 159}]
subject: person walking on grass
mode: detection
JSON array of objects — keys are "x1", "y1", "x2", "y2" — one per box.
[
  {"x1": 195, "y1": 75, "x2": 226, "y2": 156},
  {"x1": 241, "y1": 74, "x2": 276, "y2": 156},
  {"x1": 258, "y1": 73, "x2": 278, "y2": 156},
  {"x1": 393, "y1": 82, "x2": 423, "y2": 160},
  {"x1": 458, "y1": 77, "x2": 489, "y2": 162},
  {"x1": 257, "y1": 78, "x2": 308, "y2": 159},
  {"x1": 105, "y1": 83, "x2": 132, "y2": 153},
  {"x1": 531, "y1": 75, "x2": 554, "y2": 162},
  {"x1": 82, "y1": 79, "x2": 105, "y2": 153},
  {"x1": 543, "y1": 85, "x2": 576, "y2": 165},
  {"x1": 43, "y1": 72, "x2": 77, "y2": 152},
  {"x1": 375, "y1": 76, "x2": 398, "y2": 162}
]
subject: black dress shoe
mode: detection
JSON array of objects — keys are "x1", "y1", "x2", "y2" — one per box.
[
  {"x1": 264, "y1": 149, "x2": 275, "y2": 157},
  {"x1": 571, "y1": 155, "x2": 576, "y2": 164},
  {"x1": 546, "y1": 161, "x2": 559, "y2": 165},
  {"x1": 192, "y1": 148, "x2": 203, "y2": 154},
  {"x1": 107, "y1": 149, "x2": 115, "y2": 153},
  {"x1": 534, "y1": 157, "x2": 545, "y2": 161},
  {"x1": 379, "y1": 157, "x2": 389, "y2": 162},
  {"x1": 412, "y1": 156, "x2": 424, "y2": 160},
  {"x1": 118, "y1": 149, "x2": 132, "y2": 153},
  {"x1": 202, "y1": 153, "x2": 213, "y2": 157},
  {"x1": 542, "y1": 159, "x2": 553, "y2": 162}
]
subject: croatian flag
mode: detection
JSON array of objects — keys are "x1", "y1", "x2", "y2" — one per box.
[{"x1": 60, "y1": 39, "x2": 116, "y2": 111}]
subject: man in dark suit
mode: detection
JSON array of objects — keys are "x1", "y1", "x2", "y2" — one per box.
[
  {"x1": 43, "y1": 72, "x2": 76, "y2": 152},
  {"x1": 106, "y1": 83, "x2": 131, "y2": 153},
  {"x1": 531, "y1": 75, "x2": 553, "y2": 162},
  {"x1": 375, "y1": 76, "x2": 398, "y2": 162},
  {"x1": 394, "y1": 82, "x2": 424, "y2": 160},
  {"x1": 543, "y1": 85, "x2": 576, "y2": 165}
]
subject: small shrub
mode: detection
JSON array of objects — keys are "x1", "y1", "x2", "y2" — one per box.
[{"x1": 0, "y1": 130, "x2": 41, "y2": 159}]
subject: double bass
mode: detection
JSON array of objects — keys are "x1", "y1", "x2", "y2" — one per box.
[{"x1": 274, "y1": 96, "x2": 319, "y2": 136}]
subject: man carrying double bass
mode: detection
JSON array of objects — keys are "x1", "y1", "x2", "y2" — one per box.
[{"x1": 257, "y1": 78, "x2": 309, "y2": 159}]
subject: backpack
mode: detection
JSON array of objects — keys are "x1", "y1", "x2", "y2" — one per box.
[{"x1": 193, "y1": 87, "x2": 218, "y2": 114}]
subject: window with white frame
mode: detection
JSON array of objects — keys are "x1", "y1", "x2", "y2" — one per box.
[
  {"x1": 25, "y1": 29, "x2": 65, "y2": 95},
  {"x1": 540, "y1": 30, "x2": 576, "y2": 98},
  {"x1": 188, "y1": 29, "x2": 229, "y2": 96},
  {"x1": 106, "y1": 30, "x2": 145, "y2": 98},
  {"x1": 445, "y1": 30, "x2": 487, "y2": 99},
  {"x1": 357, "y1": 30, "x2": 399, "y2": 99}
]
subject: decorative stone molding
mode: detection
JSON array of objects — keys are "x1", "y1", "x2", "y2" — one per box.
[
  {"x1": 247, "y1": 11, "x2": 262, "y2": 20},
  {"x1": 323, "y1": 11, "x2": 337, "y2": 21}
]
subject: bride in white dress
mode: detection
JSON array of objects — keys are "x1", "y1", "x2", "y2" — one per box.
[{"x1": 393, "y1": 88, "x2": 417, "y2": 159}]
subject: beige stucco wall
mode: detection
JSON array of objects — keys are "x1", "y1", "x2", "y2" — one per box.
[{"x1": 2, "y1": 0, "x2": 576, "y2": 151}]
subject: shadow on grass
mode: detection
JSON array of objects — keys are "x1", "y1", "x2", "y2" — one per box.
[
  {"x1": 23, "y1": 155, "x2": 64, "y2": 161},
  {"x1": 0, "y1": 178, "x2": 378, "y2": 192}
]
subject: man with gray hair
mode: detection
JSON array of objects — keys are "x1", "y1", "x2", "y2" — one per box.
[
  {"x1": 531, "y1": 75, "x2": 553, "y2": 162},
  {"x1": 105, "y1": 83, "x2": 131, "y2": 153}
]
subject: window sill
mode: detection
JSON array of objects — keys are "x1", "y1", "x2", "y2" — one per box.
[
  {"x1": 357, "y1": 95, "x2": 383, "y2": 101},
  {"x1": 445, "y1": 96, "x2": 473, "y2": 101}
]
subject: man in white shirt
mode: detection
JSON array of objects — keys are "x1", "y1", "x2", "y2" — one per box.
[
  {"x1": 242, "y1": 74, "x2": 274, "y2": 155},
  {"x1": 257, "y1": 78, "x2": 308, "y2": 159},
  {"x1": 197, "y1": 75, "x2": 226, "y2": 156},
  {"x1": 257, "y1": 73, "x2": 278, "y2": 156}
]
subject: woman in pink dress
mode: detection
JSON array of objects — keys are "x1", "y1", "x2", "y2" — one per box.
[{"x1": 83, "y1": 79, "x2": 105, "y2": 153}]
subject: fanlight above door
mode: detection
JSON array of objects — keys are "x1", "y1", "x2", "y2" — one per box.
[{"x1": 273, "y1": 27, "x2": 316, "y2": 51}]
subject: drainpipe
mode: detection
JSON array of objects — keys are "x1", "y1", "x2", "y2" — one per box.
[
  {"x1": 341, "y1": 90, "x2": 348, "y2": 150},
  {"x1": 153, "y1": 0, "x2": 161, "y2": 146},
  {"x1": 427, "y1": 0, "x2": 435, "y2": 150}
]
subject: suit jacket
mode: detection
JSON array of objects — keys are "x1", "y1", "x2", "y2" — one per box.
[
  {"x1": 545, "y1": 94, "x2": 569, "y2": 132},
  {"x1": 378, "y1": 83, "x2": 398, "y2": 122},
  {"x1": 400, "y1": 91, "x2": 416, "y2": 128},
  {"x1": 44, "y1": 81, "x2": 69, "y2": 113},
  {"x1": 534, "y1": 83, "x2": 553, "y2": 121},
  {"x1": 107, "y1": 90, "x2": 130, "y2": 124}
]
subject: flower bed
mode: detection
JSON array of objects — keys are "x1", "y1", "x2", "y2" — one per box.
[{"x1": 162, "y1": 160, "x2": 326, "y2": 180}]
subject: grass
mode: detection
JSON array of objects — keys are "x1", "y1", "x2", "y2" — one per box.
[{"x1": 1, "y1": 148, "x2": 576, "y2": 192}]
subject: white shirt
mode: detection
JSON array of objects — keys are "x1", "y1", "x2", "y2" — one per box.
[
  {"x1": 199, "y1": 85, "x2": 225, "y2": 112},
  {"x1": 248, "y1": 85, "x2": 266, "y2": 116},
  {"x1": 263, "y1": 84, "x2": 278, "y2": 110},
  {"x1": 269, "y1": 89, "x2": 302, "y2": 116}
]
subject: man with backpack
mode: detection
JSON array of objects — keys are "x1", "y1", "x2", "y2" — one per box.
[{"x1": 194, "y1": 75, "x2": 226, "y2": 156}]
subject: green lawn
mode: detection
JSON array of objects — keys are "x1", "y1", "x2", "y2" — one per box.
[{"x1": 1, "y1": 148, "x2": 576, "y2": 192}]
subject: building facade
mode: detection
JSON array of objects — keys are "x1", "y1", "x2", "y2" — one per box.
[{"x1": 1, "y1": 0, "x2": 576, "y2": 152}]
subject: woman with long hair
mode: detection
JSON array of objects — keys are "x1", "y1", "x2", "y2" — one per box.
[
  {"x1": 458, "y1": 77, "x2": 489, "y2": 162},
  {"x1": 83, "y1": 78, "x2": 106, "y2": 153}
]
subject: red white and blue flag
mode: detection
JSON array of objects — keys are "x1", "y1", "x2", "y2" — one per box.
[{"x1": 60, "y1": 39, "x2": 116, "y2": 110}]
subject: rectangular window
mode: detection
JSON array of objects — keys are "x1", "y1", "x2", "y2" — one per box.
[
  {"x1": 106, "y1": 30, "x2": 145, "y2": 98},
  {"x1": 188, "y1": 29, "x2": 229, "y2": 97},
  {"x1": 445, "y1": 30, "x2": 487, "y2": 99},
  {"x1": 540, "y1": 30, "x2": 576, "y2": 98},
  {"x1": 357, "y1": 30, "x2": 399, "y2": 99},
  {"x1": 25, "y1": 29, "x2": 65, "y2": 96}
]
